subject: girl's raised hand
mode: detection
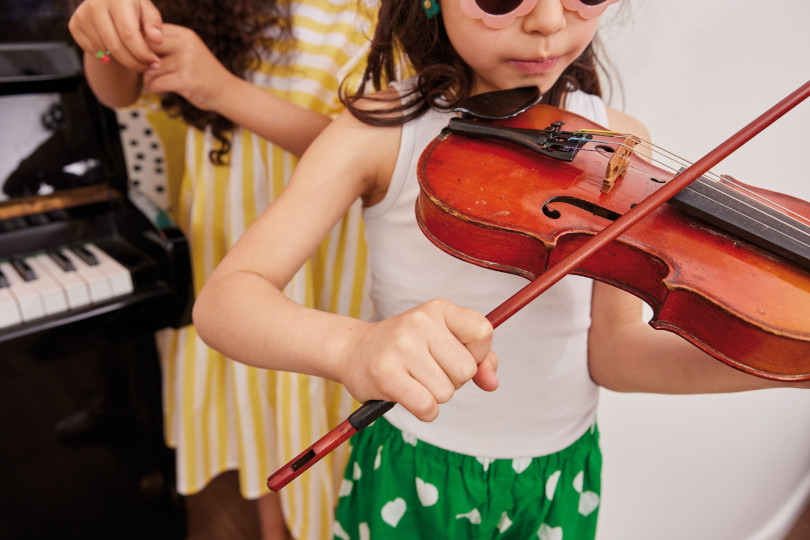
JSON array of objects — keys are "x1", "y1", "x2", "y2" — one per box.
[
  {"x1": 340, "y1": 299, "x2": 498, "y2": 422},
  {"x1": 141, "y1": 24, "x2": 234, "y2": 112},
  {"x1": 69, "y1": 0, "x2": 163, "y2": 72}
]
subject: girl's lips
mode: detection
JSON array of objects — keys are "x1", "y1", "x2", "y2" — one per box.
[{"x1": 511, "y1": 56, "x2": 560, "y2": 73}]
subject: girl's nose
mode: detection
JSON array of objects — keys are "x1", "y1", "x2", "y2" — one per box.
[{"x1": 522, "y1": 0, "x2": 567, "y2": 35}]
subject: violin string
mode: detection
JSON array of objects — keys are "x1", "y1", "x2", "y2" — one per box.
[
  {"x1": 675, "y1": 183, "x2": 810, "y2": 249},
  {"x1": 676, "y1": 178, "x2": 810, "y2": 244},
  {"x1": 704, "y1": 176, "x2": 810, "y2": 226},
  {"x1": 566, "y1": 135, "x2": 696, "y2": 182},
  {"x1": 565, "y1": 141, "x2": 677, "y2": 174},
  {"x1": 618, "y1": 146, "x2": 809, "y2": 242},
  {"x1": 590, "y1": 133, "x2": 810, "y2": 229},
  {"x1": 568, "y1": 143, "x2": 685, "y2": 181},
  {"x1": 576, "y1": 130, "x2": 790, "y2": 196},
  {"x1": 574, "y1": 131, "x2": 726, "y2": 182},
  {"x1": 575, "y1": 130, "x2": 798, "y2": 203},
  {"x1": 574, "y1": 130, "x2": 810, "y2": 225},
  {"x1": 568, "y1": 131, "x2": 810, "y2": 245}
]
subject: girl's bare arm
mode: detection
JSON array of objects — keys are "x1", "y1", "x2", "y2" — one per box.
[
  {"x1": 193, "y1": 106, "x2": 497, "y2": 421},
  {"x1": 143, "y1": 24, "x2": 330, "y2": 156}
]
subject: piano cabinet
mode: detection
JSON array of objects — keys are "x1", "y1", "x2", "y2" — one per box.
[
  {"x1": 0, "y1": 198, "x2": 192, "y2": 540},
  {"x1": 0, "y1": 322, "x2": 186, "y2": 539},
  {"x1": 0, "y1": 41, "x2": 191, "y2": 539}
]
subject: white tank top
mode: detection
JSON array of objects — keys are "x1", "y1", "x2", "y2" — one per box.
[{"x1": 363, "y1": 87, "x2": 609, "y2": 458}]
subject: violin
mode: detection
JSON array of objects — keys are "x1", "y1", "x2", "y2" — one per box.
[
  {"x1": 418, "y1": 96, "x2": 810, "y2": 381},
  {"x1": 266, "y1": 81, "x2": 810, "y2": 492}
]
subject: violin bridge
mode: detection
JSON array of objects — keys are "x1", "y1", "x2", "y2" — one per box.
[{"x1": 602, "y1": 135, "x2": 641, "y2": 193}]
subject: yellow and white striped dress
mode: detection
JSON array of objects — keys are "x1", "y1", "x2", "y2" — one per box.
[{"x1": 154, "y1": 2, "x2": 377, "y2": 538}]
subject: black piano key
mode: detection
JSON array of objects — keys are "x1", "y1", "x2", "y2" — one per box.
[
  {"x1": 10, "y1": 257, "x2": 37, "y2": 282},
  {"x1": 46, "y1": 209, "x2": 71, "y2": 221},
  {"x1": 70, "y1": 245, "x2": 98, "y2": 266},
  {"x1": 0, "y1": 216, "x2": 28, "y2": 232},
  {"x1": 25, "y1": 213, "x2": 51, "y2": 226},
  {"x1": 48, "y1": 249, "x2": 76, "y2": 272},
  {"x1": 0, "y1": 267, "x2": 8, "y2": 288}
]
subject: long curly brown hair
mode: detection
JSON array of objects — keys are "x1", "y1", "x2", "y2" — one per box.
[
  {"x1": 154, "y1": 0, "x2": 289, "y2": 165},
  {"x1": 342, "y1": 0, "x2": 609, "y2": 126}
]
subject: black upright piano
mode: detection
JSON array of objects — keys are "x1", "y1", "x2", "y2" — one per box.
[{"x1": 0, "y1": 39, "x2": 192, "y2": 539}]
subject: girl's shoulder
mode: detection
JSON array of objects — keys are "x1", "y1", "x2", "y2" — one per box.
[
  {"x1": 343, "y1": 85, "x2": 406, "y2": 120},
  {"x1": 605, "y1": 106, "x2": 650, "y2": 141},
  {"x1": 329, "y1": 87, "x2": 404, "y2": 206}
]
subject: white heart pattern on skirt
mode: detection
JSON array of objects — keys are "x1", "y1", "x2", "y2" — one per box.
[
  {"x1": 381, "y1": 497, "x2": 407, "y2": 527},
  {"x1": 415, "y1": 477, "x2": 439, "y2": 506},
  {"x1": 537, "y1": 523, "x2": 563, "y2": 540}
]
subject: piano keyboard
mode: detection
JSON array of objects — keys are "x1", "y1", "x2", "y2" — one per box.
[{"x1": 0, "y1": 242, "x2": 134, "y2": 329}]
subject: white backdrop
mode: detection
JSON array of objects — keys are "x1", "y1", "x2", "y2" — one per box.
[{"x1": 595, "y1": 1, "x2": 810, "y2": 539}]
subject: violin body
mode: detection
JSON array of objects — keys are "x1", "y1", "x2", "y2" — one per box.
[{"x1": 417, "y1": 104, "x2": 810, "y2": 381}]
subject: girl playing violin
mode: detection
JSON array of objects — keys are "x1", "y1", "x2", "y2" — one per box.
[{"x1": 193, "y1": 0, "x2": 809, "y2": 537}]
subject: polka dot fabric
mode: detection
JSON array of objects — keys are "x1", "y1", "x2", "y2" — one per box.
[{"x1": 117, "y1": 108, "x2": 170, "y2": 210}]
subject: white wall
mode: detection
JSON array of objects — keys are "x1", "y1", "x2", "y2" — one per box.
[{"x1": 595, "y1": 1, "x2": 810, "y2": 539}]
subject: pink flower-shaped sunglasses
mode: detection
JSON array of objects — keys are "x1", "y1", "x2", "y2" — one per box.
[{"x1": 459, "y1": 0, "x2": 620, "y2": 29}]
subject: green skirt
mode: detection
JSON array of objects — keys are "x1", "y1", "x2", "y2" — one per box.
[{"x1": 333, "y1": 417, "x2": 602, "y2": 539}]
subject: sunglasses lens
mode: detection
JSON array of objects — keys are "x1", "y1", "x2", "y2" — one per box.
[{"x1": 475, "y1": 0, "x2": 526, "y2": 16}]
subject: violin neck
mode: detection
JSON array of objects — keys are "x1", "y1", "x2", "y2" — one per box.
[{"x1": 669, "y1": 176, "x2": 810, "y2": 271}]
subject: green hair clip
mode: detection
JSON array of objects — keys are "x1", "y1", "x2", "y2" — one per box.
[{"x1": 423, "y1": 0, "x2": 440, "y2": 18}]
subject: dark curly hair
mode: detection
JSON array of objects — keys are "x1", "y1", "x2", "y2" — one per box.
[
  {"x1": 154, "y1": 0, "x2": 289, "y2": 165},
  {"x1": 342, "y1": 0, "x2": 608, "y2": 126}
]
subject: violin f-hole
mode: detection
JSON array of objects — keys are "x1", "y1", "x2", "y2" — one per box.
[{"x1": 542, "y1": 195, "x2": 622, "y2": 221}]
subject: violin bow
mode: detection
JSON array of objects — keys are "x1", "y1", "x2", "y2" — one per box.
[{"x1": 266, "y1": 79, "x2": 810, "y2": 492}]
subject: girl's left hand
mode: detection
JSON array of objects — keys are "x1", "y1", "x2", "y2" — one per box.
[{"x1": 142, "y1": 23, "x2": 235, "y2": 111}]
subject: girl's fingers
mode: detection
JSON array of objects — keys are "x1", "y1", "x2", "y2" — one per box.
[
  {"x1": 394, "y1": 377, "x2": 443, "y2": 422},
  {"x1": 142, "y1": 43, "x2": 190, "y2": 98},
  {"x1": 68, "y1": 0, "x2": 159, "y2": 70},
  {"x1": 106, "y1": 1, "x2": 160, "y2": 68},
  {"x1": 424, "y1": 332, "x2": 479, "y2": 391},
  {"x1": 81, "y1": 12, "x2": 141, "y2": 71},
  {"x1": 68, "y1": 10, "x2": 106, "y2": 60},
  {"x1": 137, "y1": 0, "x2": 164, "y2": 44},
  {"x1": 141, "y1": 53, "x2": 173, "y2": 88},
  {"x1": 472, "y1": 351, "x2": 499, "y2": 392},
  {"x1": 142, "y1": 68, "x2": 177, "y2": 96},
  {"x1": 402, "y1": 344, "x2": 497, "y2": 420},
  {"x1": 410, "y1": 346, "x2": 460, "y2": 401},
  {"x1": 409, "y1": 301, "x2": 495, "y2": 406},
  {"x1": 68, "y1": 25, "x2": 96, "y2": 59},
  {"x1": 442, "y1": 301, "x2": 494, "y2": 363},
  {"x1": 143, "y1": 24, "x2": 178, "y2": 57}
]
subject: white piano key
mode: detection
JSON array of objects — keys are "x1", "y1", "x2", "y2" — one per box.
[
  {"x1": 0, "y1": 261, "x2": 45, "y2": 321},
  {"x1": 33, "y1": 253, "x2": 91, "y2": 309},
  {"x1": 24, "y1": 256, "x2": 69, "y2": 315},
  {"x1": 0, "y1": 287, "x2": 23, "y2": 328},
  {"x1": 82, "y1": 243, "x2": 134, "y2": 296},
  {"x1": 60, "y1": 249, "x2": 112, "y2": 303}
]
